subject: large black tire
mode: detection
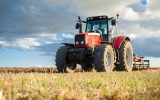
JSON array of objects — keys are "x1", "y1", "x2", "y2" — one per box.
[
  {"x1": 81, "y1": 63, "x2": 93, "y2": 72},
  {"x1": 116, "y1": 40, "x2": 134, "y2": 72},
  {"x1": 55, "y1": 46, "x2": 71, "y2": 73},
  {"x1": 94, "y1": 44, "x2": 115, "y2": 72}
]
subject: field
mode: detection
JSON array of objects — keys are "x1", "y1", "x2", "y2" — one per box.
[{"x1": 0, "y1": 68, "x2": 160, "y2": 100}]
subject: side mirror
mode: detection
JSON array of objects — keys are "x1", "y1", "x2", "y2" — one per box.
[
  {"x1": 75, "y1": 23, "x2": 80, "y2": 29},
  {"x1": 111, "y1": 19, "x2": 116, "y2": 26}
]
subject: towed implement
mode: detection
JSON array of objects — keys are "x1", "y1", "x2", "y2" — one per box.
[
  {"x1": 133, "y1": 56, "x2": 150, "y2": 70},
  {"x1": 56, "y1": 14, "x2": 149, "y2": 72}
]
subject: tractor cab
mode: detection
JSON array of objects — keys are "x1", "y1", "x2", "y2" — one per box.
[
  {"x1": 75, "y1": 15, "x2": 118, "y2": 48},
  {"x1": 85, "y1": 16, "x2": 117, "y2": 41}
]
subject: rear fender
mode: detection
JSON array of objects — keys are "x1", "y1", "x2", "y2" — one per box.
[{"x1": 113, "y1": 35, "x2": 130, "y2": 49}]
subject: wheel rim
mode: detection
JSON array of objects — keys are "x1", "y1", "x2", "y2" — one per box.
[
  {"x1": 105, "y1": 51, "x2": 112, "y2": 69},
  {"x1": 126, "y1": 48, "x2": 132, "y2": 68}
]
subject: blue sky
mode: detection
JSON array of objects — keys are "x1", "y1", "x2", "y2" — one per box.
[
  {"x1": 0, "y1": 0, "x2": 160, "y2": 67},
  {"x1": 141, "y1": 0, "x2": 148, "y2": 5}
]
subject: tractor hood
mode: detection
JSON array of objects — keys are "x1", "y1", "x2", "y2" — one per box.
[{"x1": 75, "y1": 32, "x2": 101, "y2": 48}]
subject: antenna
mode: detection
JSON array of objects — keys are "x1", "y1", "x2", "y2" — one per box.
[
  {"x1": 117, "y1": 13, "x2": 119, "y2": 19},
  {"x1": 116, "y1": 13, "x2": 119, "y2": 35}
]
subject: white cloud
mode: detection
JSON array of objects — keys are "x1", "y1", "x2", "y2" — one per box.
[
  {"x1": 45, "y1": 41, "x2": 53, "y2": 44},
  {"x1": 0, "y1": 32, "x2": 63, "y2": 50},
  {"x1": 0, "y1": 38, "x2": 8, "y2": 47},
  {"x1": 0, "y1": 38, "x2": 4, "y2": 45},
  {"x1": 1, "y1": 38, "x2": 41, "y2": 50},
  {"x1": 129, "y1": 0, "x2": 160, "y2": 20},
  {"x1": 38, "y1": 33, "x2": 57, "y2": 40},
  {"x1": 62, "y1": 33, "x2": 74, "y2": 39},
  {"x1": 12, "y1": 38, "x2": 41, "y2": 50},
  {"x1": 126, "y1": 33, "x2": 137, "y2": 39},
  {"x1": 122, "y1": 23, "x2": 160, "y2": 38},
  {"x1": 121, "y1": 7, "x2": 141, "y2": 21},
  {"x1": 147, "y1": 0, "x2": 160, "y2": 13},
  {"x1": 43, "y1": 0, "x2": 137, "y2": 17},
  {"x1": 37, "y1": 32, "x2": 63, "y2": 44}
]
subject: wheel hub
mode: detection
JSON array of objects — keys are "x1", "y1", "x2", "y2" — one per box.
[
  {"x1": 126, "y1": 48, "x2": 132, "y2": 68},
  {"x1": 106, "y1": 52, "x2": 112, "y2": 68}
]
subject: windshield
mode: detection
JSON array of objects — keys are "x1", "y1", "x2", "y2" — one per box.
[{"x1": 86, "y1": 20, "x2": 108, "y2": 34}]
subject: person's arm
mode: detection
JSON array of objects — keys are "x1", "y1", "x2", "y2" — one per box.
[{"x1": 96, "y1": 29, "x2": 102, "y2": 35}]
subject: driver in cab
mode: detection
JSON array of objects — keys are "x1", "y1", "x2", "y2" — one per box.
[{"x1": 95, "y1": 24, "x2": 106, "y2": 35}]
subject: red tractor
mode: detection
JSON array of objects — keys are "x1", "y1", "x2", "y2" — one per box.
[{"x1": 56, "y1": 15, "x2": 134, "y2": 72}]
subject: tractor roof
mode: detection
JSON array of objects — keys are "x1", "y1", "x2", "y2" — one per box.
[{"x1": 86, "y1": 15, "x2": 113, "y2": 21}]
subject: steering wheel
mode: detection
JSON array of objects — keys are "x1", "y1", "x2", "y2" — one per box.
[{"x1": 96, "y1": 29, "x2": 102, "y2": 35}]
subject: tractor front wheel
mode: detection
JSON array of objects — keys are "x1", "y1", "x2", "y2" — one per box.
[
  {"x1": 81, "y1": 63, "x2": 93, "y2": 72},
  {"x1": 55, "y1": 46, "x2": 71, "y2": 73},
  {"x1": 94, "y1": 44, "x2": 115, "y2": 72}
]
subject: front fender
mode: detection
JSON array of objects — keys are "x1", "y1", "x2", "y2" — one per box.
[{"x1": 113, "y1": 35, "x2": 130, "y2": 49}]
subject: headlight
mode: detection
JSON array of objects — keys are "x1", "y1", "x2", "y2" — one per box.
[
  {"x1": 81, "y1": 41, "x2": 84, "y2": 44},
  {"x1": 76, "y1": 41, "x2": 79, "y2": 44}
]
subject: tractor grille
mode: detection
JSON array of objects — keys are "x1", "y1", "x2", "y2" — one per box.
[{"x1": 75, "y1": 35, "x2": 85, "y2": 45}]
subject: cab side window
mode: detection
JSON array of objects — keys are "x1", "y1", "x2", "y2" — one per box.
[{"x1": 108, "y1": 20, "x2": 116, "y2": 36}]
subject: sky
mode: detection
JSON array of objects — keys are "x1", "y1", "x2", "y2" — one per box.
[{"x1": 0, "y1": 0, "x2": 160, "y2": 67}]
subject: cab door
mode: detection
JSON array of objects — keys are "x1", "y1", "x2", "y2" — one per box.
[{"x1": 108, "y1": 20, "x2": 117, "y2": 42}]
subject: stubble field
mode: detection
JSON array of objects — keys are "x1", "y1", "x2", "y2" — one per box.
[{"x1": 0, "y1": 69, "x2": 160, "y2": 100}]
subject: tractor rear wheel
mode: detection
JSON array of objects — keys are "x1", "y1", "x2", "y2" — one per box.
[
  {"x1": 55, "y1": 46, "x2": 71, "y2": 73},
  {"x1": 94, "y1": 44, "x2": 115, "y2": 72},
  {"x1": 117, "y1": 40, "x2": 133, "y2": 71}
]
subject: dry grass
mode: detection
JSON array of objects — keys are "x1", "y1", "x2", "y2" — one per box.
[{"x1": 0, "y1": 70, "x2": 160, "y2": 100}]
